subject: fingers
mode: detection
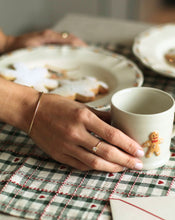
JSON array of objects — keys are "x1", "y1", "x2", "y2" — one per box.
[
  {"x1": 77, "y1": 132, "x2": 143, "y2": 170},
  {"x1": 66, "y1": 145, "x2": 124, "y2": 173},
  {"x1": 70, "y1": 37, "x2": 87, "y2": 47},
  {"x1": 39, "y1": 29, "x2": 87, "y2": 46},
  {"x1": 84, "y1": 113, "x2": 144, "y2": 159},
  {"x1": 59, "y1": 34, "x2": 87, "y2": 47},
  {"x1": 15, "y1": 29, "x2": 87, "y2": 50}
]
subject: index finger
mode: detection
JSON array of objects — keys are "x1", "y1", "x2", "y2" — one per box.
[{"x1": 85, "y1": 113, "x2": 144, "y2": 158}]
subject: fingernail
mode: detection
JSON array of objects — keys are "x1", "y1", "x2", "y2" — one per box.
[
  {"x1": 136, "y1": 149, "x2": 144, "y2": 158},
  {"x1": 135, "y1": 162, "x2": 143, "y2": 170}
]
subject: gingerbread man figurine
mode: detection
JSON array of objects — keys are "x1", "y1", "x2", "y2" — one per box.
[{"x1": 142, "y1": 132, "x2": 163, "y2": 158}]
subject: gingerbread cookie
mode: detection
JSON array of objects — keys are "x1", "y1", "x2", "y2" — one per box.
[
  {"x1": 0, "y1": 63, "x2": 58, "y2": 92},
  {"x1": 51, "y1": 76, "x2": 108, "y2": 102},
  {"x1": 142, "y1": 131, "x2": 163, "y2": 158},
  {"x1": 0, "y1": 63, "x2": 109, "y2": 102},
  {"x1": 165, "y1": 49, "x2": 175, "y2": 66}
]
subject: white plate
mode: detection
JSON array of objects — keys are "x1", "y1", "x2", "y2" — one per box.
[
  {"x1": 0, "y1": 45, "x2": 143, "y2": 109},
  {"x1": 133, "y1": 23, "x2": 175, "y2": 78}
]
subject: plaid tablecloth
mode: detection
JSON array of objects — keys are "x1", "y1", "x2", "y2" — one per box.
[{"x1": 0, "y1": 43, "x2": 175, "y2": 220}]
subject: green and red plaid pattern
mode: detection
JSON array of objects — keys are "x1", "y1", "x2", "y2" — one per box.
[{"x1": 0, "y1": 44, "x2": 175, "y2": 219}]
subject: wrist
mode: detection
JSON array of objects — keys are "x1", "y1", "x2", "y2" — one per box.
[
  {"x1": 0, "y1": 78, "x2": 39, "y2": 133},
  {"x1": 14, "y1": 86, "x2": 40, "y2": 133}
]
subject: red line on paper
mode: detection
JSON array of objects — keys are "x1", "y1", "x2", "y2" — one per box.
[{"x1": 111, "y1": 198, "x2": 165, "y2": 220}]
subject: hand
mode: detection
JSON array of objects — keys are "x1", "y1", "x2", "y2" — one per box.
[
  {"x1": 4, "y1": 29, "x2": 87, "y2": 53},
  {"x1": 30, "y1": 93, "x2": 144, "y2": 172}
]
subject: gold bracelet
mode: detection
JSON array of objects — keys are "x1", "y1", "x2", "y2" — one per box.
[{"x1": 28, "y1": 92, "x2": 44, "y2": 135}]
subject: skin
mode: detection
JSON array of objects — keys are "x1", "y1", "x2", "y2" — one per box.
[
  {"x1": 0, "y1": 29, "x2": 144, "y2": 172},
  {"x1": 0, "y1": 29, "x2": 86, "y2": 53}
]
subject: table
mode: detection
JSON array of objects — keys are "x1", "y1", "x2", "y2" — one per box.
[{"x1": 0, "y1": 14, "x2": 175, "y2": 220}]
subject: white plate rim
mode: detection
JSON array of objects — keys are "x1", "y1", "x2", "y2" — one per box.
[{"x1": 133, "y1": 23, "x2": 175, "y2": 78}]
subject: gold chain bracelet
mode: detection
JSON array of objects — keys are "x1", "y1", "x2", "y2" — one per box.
[{"x1": 28, "y1": 92, "x2": 44, "y2": 135}]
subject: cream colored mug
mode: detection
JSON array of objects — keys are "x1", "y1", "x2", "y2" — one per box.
[{"x1": 111, "y1": 87, "x2": 175, "y2": 170}]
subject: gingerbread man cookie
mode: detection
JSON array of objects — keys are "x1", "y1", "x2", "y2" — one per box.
[{"x1": 142, "y1": 131, "x2": 163, "y2": 158}]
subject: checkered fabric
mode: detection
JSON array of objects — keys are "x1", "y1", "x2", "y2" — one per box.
[{"x1": 0, "y1": 43, "x2": 175, "y2": 220}]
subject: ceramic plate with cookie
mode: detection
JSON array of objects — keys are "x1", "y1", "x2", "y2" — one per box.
[
  {"x1": 0, "y1": 45, "x2": 143, "y2": 109},
  {"x1": 133, "y1": 23, "x2": 175, "y2": 78}
]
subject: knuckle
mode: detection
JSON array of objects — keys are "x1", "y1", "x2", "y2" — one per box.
[
  {"x1": 104, "y1": 127, "x2": 117, "y2": 143},
  {"x1": 74, "y1": 107, "x2": 90, "y2": 122},
  {"x1": 66, "y1": 126, "x2": 80, "y2": 141},
  {"x1": 125, "y1": 156, "x2": 135, "y2": 168},
  {"x1": 90, "y1": 158, "x2": 100, "y2": 170},
  {"x1": 127, "y1": 141, "x2": 137, "y2": 155},
  {"x1": 104, "y1": 148, "x2": 114, "y2": 161}
]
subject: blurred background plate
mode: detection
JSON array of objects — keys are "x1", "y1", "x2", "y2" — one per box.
[{"x1": 133, "y1": 23, "x2": 175, "y2": 78}]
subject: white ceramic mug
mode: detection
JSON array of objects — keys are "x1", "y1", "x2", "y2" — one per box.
[{"x1": 111, "y1": 87, "x2": 175, "y2": 170}]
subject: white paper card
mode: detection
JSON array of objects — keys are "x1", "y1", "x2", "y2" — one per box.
[{"x1": 110, "y1": 196, "x2": 175, "y2": 220}]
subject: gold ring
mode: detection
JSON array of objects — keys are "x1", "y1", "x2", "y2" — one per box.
[
  {"x1": 92, "y1": 140, "x2": 102, "y2": 153},
  {"x1": 61, "y1": 31, "x2": 69, "y2": 39}
]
